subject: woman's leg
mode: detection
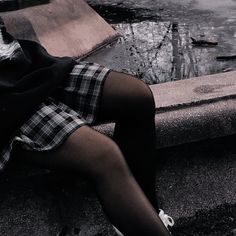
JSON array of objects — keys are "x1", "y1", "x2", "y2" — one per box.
[
  {"x1": 18, "y1": 126, "x2": 170, "y2": 236},
  {"x1": 98, "y1": 71, "x2": 158, "y2": 210}
]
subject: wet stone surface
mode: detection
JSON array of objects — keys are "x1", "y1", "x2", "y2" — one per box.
[{"x1": 88, "y1": 0, "x2": 236, "y2": 84}]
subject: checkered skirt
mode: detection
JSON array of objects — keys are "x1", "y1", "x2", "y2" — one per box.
[{"x1": 0, "y1": 61, "x2": 110, "y2": 170}]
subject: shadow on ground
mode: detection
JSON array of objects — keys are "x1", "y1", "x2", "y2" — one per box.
[
  {"x1": 172, "y1": 204, "x2": 236, "y2": 236},
  {"x1": 155, "y1": 135, "x2": 236, "y2": 236}
]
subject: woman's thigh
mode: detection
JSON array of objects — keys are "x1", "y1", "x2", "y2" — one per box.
[{"x1": 17, "y1": 126, "x2": 127, "y2": 179}]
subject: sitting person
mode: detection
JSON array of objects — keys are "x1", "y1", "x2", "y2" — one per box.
[{"x1": 0, "y1": 17, "x2": 174, "y2": 236}]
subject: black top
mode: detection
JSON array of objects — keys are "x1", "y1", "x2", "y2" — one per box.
[{"x1": 0, "y1": 17, "x2": 76, "y2": 149}]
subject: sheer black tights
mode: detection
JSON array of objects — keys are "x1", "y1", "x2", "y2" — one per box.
[{"x1": 98, "y1": 71, "x2": 158, "y2": 210}]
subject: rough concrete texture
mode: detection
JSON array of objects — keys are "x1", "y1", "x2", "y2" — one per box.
[
  {"x1": 0, "y1": 174, "x2": 61, "y2": 236},
  {"x1": 156, "y1": 139, "x2": 236, "y2": 219},
  {"x1": 156, "y1": 135, "x2": 236, "y2": 235},
  {"x1": 150, "y1": 71, "x2": 236, "y2": 110},
  {"x1": 0, "y1": 169, "x2": 116, "y2": 236},
  {"x1": 94, "y1": 89, "x2": 236, "y2": 149},
  {"x1": 2, "y1": 0, "x2": 119, "y2": 57},
  {"x1": 154, "y1": 99, "x2": 236, "y2": 147}
]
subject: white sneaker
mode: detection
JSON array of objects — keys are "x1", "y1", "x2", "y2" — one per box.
[
  {"x1": 158, "y1": 209, "x2": 175, "y2": 230},
  {"x1": 112, "y1": 225, "x2": 124, "y2": 236},
  {"x1": 112, "y1": 209, "x2": 174, "y2": 236}
]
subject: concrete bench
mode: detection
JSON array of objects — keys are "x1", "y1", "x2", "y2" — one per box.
[
  {"x1": 1, "y1": 0, "x2": 119, "y2": 58},
  {"x1": 94, "y1": 71, "x2": 236, "y2": 148}
]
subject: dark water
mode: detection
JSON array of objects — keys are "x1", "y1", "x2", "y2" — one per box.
[{"x1": 89, "y1": 0, "x2": 236, "y2": 84}]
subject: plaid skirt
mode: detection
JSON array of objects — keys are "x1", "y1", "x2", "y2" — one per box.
[{"x1": 0, "y1": 61, "x2": 110, "y2": 170}]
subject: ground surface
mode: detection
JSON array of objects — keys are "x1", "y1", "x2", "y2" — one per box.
[
  {"x1": 1, "y1": 135, "x2": 235, "y2": 236},
  {"x1": 156, "y1": 135, "x2": 236, "y2": 236}
]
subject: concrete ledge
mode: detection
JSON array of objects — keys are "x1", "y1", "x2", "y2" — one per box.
[
  {"x1": 94, "y1": 71, "x2": 236, "y2": 148},
  {"x1": 151, "y1": 71, "x2": 236, "y2": 111},
  {"x1": 154, "y1": 99, "x2": 236, "y2": 147},
  {"x1": 2, "y1": 0, "x2": 119, "y2": 58}
]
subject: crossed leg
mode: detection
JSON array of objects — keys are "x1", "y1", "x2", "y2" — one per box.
[{"x1": 17, "y1": 71, "x2": 170, "y2": 236}]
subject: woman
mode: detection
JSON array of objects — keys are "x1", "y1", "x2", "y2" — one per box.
[{"x1": 0, "y1": 17, "x2": 174, "y2": 235}]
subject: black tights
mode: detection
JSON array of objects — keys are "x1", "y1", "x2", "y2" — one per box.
[{"x1": 99, "y1": 71, "x2": 158, "y2": 210}]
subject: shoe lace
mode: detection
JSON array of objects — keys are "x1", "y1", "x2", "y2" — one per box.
[{"x1": 158, "y1": 209, "x2": 175, "y2": 229}]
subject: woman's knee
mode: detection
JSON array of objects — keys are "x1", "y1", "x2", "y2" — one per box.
[
  {"x1": 65, "y1": 127, "x2": 130, "y2": 181},
  {"x1": 89, "y1": 138, "x2": 130, "y2": 181},
  {"x1": 131, "y1": 79, "x2": 156, "y2": 118},
  {"x1": 101, "y1": 71, "x2": 156, "y2": 121},
  {"x1": 117, "y1": 75, "x2": 156, "y2": 120}
]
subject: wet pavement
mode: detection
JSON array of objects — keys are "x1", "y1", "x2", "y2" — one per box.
[{"x1": 88, "y1": 0, "x2": 236, "y2": 84}]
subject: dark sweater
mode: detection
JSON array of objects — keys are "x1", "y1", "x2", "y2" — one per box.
[{"x1": 0, "y1": 18, "x2": 76, "y2": 150}]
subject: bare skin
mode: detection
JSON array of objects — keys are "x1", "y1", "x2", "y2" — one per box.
[{"x1": 17, "y1": 71, "x2": 171, "y2": 236}]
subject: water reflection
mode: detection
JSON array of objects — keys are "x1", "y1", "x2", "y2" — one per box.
[
  {"x1": 114, "y1": 18, "x2": 236, "y2": 84},
  {"x1": 88, "y1": 0, "x2": 236, "y2": 84}
]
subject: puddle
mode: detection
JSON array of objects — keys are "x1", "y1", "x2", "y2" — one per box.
[
  {"x1": 191, "y1": 0, "x2": 236, "y2": 14},
  {"x1": 88, "y1": 0, "x2": 236, "y2": 84}
]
